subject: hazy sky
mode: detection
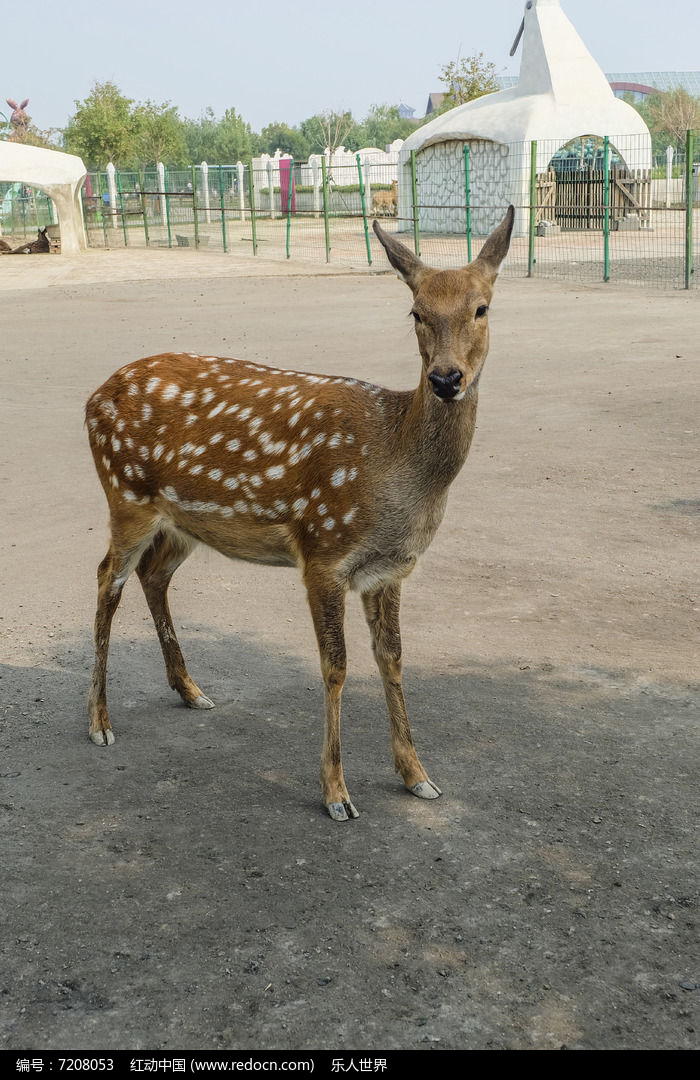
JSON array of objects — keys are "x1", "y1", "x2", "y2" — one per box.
[{"x1": 3, "y1": 0, "x2": 698, "y2": 134}]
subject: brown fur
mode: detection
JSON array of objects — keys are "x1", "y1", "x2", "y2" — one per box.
[
  {"x1": 372, "y1": 180, "x2": 398, "y2": 217},
  {"x1": 86, "y1": 207, "x2": 514, "y2": 820}
]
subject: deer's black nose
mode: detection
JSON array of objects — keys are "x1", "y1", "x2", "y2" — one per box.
[{"x1": 428, "y1": 369, "x2": 463, "y2": 400}]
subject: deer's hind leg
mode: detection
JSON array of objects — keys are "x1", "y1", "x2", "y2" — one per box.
[
  {"x1": 362, "y1": 582, "x2": 441, "y2": 801},
  {"x1": 305, "y1": 570, "x2": 359, "y2": 821},
  {"x1": 88, "y1": 509, "x2": 163, "y2": 746},
  {"x1": 135, "y1": 524, "x2": 213, "y2": 710}
]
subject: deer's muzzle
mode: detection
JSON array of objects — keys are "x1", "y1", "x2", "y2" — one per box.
[{"x1": 428, "y1": 369, "x2": 463, "y2": 400}]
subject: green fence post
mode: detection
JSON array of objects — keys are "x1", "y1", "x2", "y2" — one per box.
[
  {"x1": 247, "y1": 162, "x2": 258, "y2": 255},
  {"x1": 603, "y1": 135, "x2": 610, "y2": 282},
  {"x1": 219, "y1": 165, "x2": 227, "y2": 253},
  {"x1": 191, "y1": 164, "x2": 200, "y2": 248},
  {"x1": 463, "y1": 144, "x2": 472, "y2": 262},
  {"x1": 321, "y1": 155, "x2": 331, "y2": 263},
  {"x1": 139, "y1": 171, "x2": 150, "y2": 247},
  {"x1": 285, "y1": 157, "x2": 294, "y2": 259},
  {"x1": 528, "y1": 140, "x2": 538, "y2": 276},
  {"x1": 410, "y1": 149, "x2": 420, "y2": 256},
  {"x1": 685, "y1": 129, "x2": 694, "y2": 289},
  {"x1": 116, "y1": 170, "x2": 128, "y2": 246},
  {"x1": 98, "y1": 172, "x2": 109, "y2": 247},
  {"x1": 163, "y1": 166, "x2": 172, "y2": 248},
  {"x1": 356, "y1": 153, "x2": 372, "y2": 266}
]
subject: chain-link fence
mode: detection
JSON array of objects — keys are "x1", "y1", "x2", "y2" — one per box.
[{"x1": 38, "y1": 132, "x2": 699, "y2": 289}]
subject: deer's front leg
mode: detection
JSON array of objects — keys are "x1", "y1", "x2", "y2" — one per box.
[
  {"x1": 305, "y1": 573, "x2": 358, "y2": 821},
  {"x1": 362, "y1": 583, "x2": 442, "y2": 801}
]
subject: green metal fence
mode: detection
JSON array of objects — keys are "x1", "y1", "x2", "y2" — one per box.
[
  {"x1": 79, "y1": 133, "x2": 699, "y2": 290},
  {"x1": 0, "y1": 182, "x2": 55, "y2": 239}
]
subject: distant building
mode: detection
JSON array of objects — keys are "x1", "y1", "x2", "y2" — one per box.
[
  {"x1": 397, "y1": 103, "x2": 415, "y2": 119},
  {"x1": 425, "y1": 93, "x2": 445, "y2": 115},
  {"x1": 494, "y1": 71, "x2": 700, "y2": 101}
]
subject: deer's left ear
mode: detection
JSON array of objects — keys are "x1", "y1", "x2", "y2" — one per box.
[
  {"x1": 373, "y1": 220, "x2": 430, "y2": 294},
  {"x1": 470, "y1": 205, "x2": 515, "y2": 282}
]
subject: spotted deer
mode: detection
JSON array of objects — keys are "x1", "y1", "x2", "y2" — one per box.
[{"x1": 86, "y1": 206, "x2": 514, "y2": 820}]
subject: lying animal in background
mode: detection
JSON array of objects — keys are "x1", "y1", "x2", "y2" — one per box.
[{"x1": 1, "y1": 227, "x2": 50, "y2": 255}]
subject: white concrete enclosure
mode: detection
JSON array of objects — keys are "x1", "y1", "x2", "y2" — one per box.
[
  {"x1": 0, "y1": 142, "x2": 87, "y2": 253},
  {"x1": 399, "y1": 0, "x2": 652, "y2": 236}
]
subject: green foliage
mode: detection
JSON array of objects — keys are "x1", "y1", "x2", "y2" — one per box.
[
  {"x1": 64, "y1": 82, "x2": 137, "y2": 168},
  {"x1": 300, "y1": 110, "x2": 359, "y2": 156},
  {"x1": 182, "y1": 107, "x2": 255, "y2": 164},
  {"x1": 259, "y1": 122, "x2": 310, "y2": 160},
  {"x1": 435, "y1": 52, "x2": 499, "y2": 111},
  {"x1": 353, "y1": 104, "x2": 416, "y2": 150},
  {"x1": 132, "y1": 101, "x2": 188, "y2": 167},
  {"x1": 642, "y1": 89, "x2": 700, "y2": 153}
]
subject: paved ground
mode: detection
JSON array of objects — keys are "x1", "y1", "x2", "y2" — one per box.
[{"x1": 0, "y1": 247, "x2": 698, "y2": 1051}]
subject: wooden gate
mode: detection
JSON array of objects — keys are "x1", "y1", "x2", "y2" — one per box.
[{"x1": 551, "y1": 166, "x2": 651, "y2": 229}]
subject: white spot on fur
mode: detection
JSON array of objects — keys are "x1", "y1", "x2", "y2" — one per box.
[
  {"x1": 146, "y1": 378, "x2": 161, "y2": 395},
  {"x1": 322, "y1": 518, "x2": 335, "y2": 530},
  {"x1": 266, "y1": 465, "x2": 285, "y2": 480},
  {"x1": 226, "y1": 439, "x2": 241, "y2": 453},
  {"x1": 141, "y1": 403, "x2": 152, "y2": 421},
  {"x1": 224, "y1": 476, "x2": 239, "y2": 490},
  {"x1": 181, "y1": 390, "x2": 196, "y2": 407},
  {"x1": 162, "y1": 383, "x2": 180, "y2": 402},
  {"x1": 330, "y1": 467, "x2": 346, "y2": 487},
  {"x1": 208, "y1": 401, "x2": 226, "y2": 418},
  {"x1": 243, "y1": 449, "x2": 258, "y2": 462},
  {"x1": 209, "y1": 468, "x2": 223, "y2": 481},
  {"x1": 343, "y1": 507, "x2": 358, "y2": 524}
]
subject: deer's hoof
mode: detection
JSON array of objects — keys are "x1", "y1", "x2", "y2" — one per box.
[
  {"x1": 187, "y1": 694, "x2": 215, "y2": 710},
  {"x1": 89, "y1": 728, "x2": 115, "y2": 746},
  {"x1": 410, "y1": 779, "x2": 442, "y2": 800},
  {"x1": 327, "y1": 800, "x2": 360, "y2": 821}
]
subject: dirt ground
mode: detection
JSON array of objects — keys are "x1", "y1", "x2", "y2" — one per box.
[{"x1": 0, "y1": 248, "x2": 697, "y2": 1052}]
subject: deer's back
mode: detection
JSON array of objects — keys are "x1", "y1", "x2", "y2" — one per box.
[{"x1": 86, "y1": 352, "x2": 421, "y2": 577}]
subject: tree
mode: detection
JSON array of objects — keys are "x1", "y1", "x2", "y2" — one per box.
[
  {"x1": 182, "y1": 107, "x2": 255, "y2": 163},
  {"x1": 436, "y1": 52, "x2": 499, "y2": 110},
  {"x1": 132, "y1": 101, "x2": 188, "y2": 166},
  {"x1": 300, "y1": 110, "x2": 358, "y2": 157},
  {"x1": 643, "y1": 89, "x2": 700, "y2": 152},
  {"x1": 355, "y1": 104, "x2": 416, "y2": 150},
  {"x1": 64, "y1": 81, "x2": 136, "y2": 167},
  {"x1": 211, "y1": 108, "x2": 255, "y2": 163},
  {"x1": 259, "y1": 122, "x2": 310, "y2": 160}
]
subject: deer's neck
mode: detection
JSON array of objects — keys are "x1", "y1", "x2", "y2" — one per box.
[{"x1": 394, "y1": 377, "x2": 479, "y2": 491}]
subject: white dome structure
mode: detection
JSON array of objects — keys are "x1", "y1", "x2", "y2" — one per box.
[
  {"x1": 0, "y1": 141, "x2": 87, "y2": 253},
  {"x1": 399, "y1": 0, "x2": 652, "y2": 236}
]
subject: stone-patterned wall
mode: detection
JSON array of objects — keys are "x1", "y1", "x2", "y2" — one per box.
[{"x1": 403, "y1": 139, "x2": 511, "y2": 235}]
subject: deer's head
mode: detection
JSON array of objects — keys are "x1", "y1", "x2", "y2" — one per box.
[{"x1": 374, "y1": 206, "x2": 514, "y2": 402}]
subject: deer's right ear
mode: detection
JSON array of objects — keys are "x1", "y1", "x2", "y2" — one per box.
[{"x1": 373, "y1": 221, "x2": 428, "y2": 293}]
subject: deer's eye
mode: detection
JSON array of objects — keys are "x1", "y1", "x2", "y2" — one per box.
[
  {"x1": 411, "y1": 310, "x2": 422, "y2": 324},
  {"x1": 475, "y1": 305, "x2": 489, "y2": 319}
]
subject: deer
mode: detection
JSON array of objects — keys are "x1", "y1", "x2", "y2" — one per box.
[
  {"x1": 372, "y1": 180, "x2": 398, "y2": 217},
  {"x1": 85, "y1": 206, "x2": 514, "y2": 821}
]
